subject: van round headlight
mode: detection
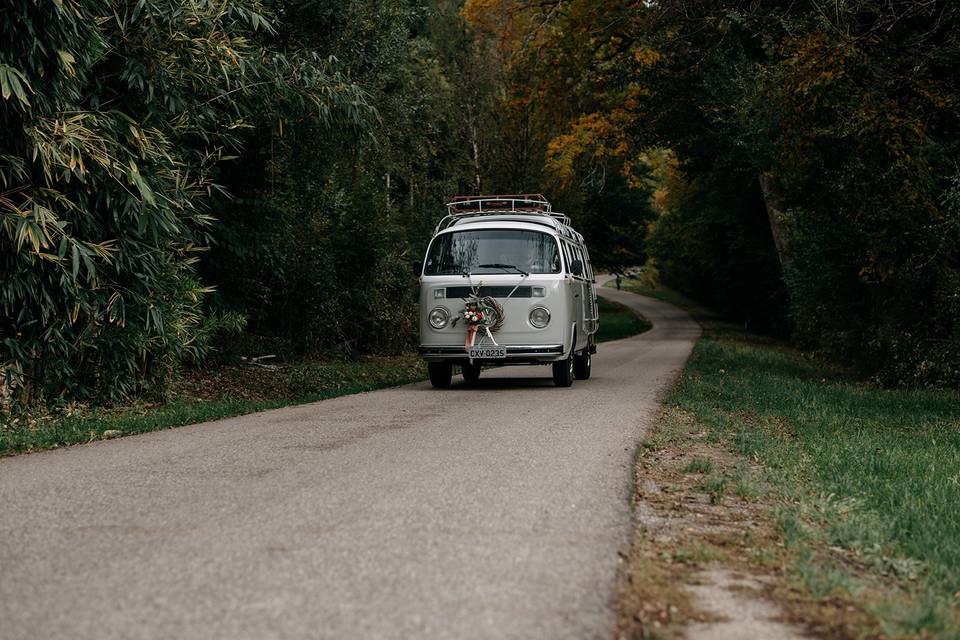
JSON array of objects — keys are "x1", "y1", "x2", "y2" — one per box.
[
  {"x1": 529, "y1": 306, "x2": 551, "y2": 329},
  {"x1": 429, "y1": 307, "x2": 450, "y2": 329}
]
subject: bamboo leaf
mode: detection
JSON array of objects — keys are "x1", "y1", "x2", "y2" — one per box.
[{"x1": 0, "y1": 65, "x2": 32, "y2": 108}]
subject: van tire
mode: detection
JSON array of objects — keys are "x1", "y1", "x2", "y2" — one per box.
[
  {"x1": 461, "y1": 362, "x2": 482, "y2": 383},
  {"x1": 573, "y1": 350, "x2": 592, "y2": 380},
  {"x1": 428, "y1": 362, "x2": 453, "y2": 389},
  {"x1": 552, "y1": 357, "x2": 575, "y2": 387}
]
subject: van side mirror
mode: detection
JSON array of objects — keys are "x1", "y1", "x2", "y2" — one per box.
[{"x1": 570, "y1": 260, "x2": 584, "y2": 277}]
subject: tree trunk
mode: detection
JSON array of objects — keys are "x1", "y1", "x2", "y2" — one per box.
[
  {"x1": 466, "y1": 100, "x2": 482, "y2": 194},
  {"x1": 759, "y1": 172, "x2": 791, "y2": 268}
]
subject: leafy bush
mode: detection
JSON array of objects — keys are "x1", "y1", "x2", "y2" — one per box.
[{"x1": 0, "y1": 0, "x2": 365, "y2": 408}]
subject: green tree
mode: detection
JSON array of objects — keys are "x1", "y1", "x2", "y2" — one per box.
[
  {"x1": 0, "y1": 0, "x2": 365, "y2": 406},
  {"x1": 467, "y1": 0, "x2": 960, "y2": 385},
  {"x1": 202, "y1": 0, "x2": 491, "y2": 356}
]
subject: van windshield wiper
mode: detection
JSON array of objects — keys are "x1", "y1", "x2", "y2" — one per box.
[{"x1": 478, "y1": 263, "x2": 529, "y2": 277}]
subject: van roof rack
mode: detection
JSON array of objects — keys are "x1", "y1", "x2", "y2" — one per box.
[
  {"x1": 448, "y1": 194, "x2": 552, "y2": 214},
  {"x1": 437, "y1": 194, "x2": 574, "y2": 234}
]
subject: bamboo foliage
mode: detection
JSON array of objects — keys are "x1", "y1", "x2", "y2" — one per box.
[{"x1": 0, "y1": 0, "x2": 367, "y2": 405}]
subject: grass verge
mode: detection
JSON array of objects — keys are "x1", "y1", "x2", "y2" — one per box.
[
  {"x1": 618, "y1": 327, "x2": 960, "y2": 639},
  {"x1": 0, "y1": 356, "x2": 427, "y2": 457},
  {"x1": 596, "y1": 297, "x2": 652, "y2": 343}
]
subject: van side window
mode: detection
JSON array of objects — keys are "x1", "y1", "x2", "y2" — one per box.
[
  {"x1": 572, "y1": 245, "x2": 585, "y2": 279},
  {"x1": 582, "y1": 246, "x2": 594, "y2": 280},
  {"x1": 561, "y1": 241, "x2": 574, "y2": 272}
]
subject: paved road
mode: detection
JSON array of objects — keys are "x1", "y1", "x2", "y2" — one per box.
[{"x1": 0, "y1": 282, "x2": 699, "y2": 640}]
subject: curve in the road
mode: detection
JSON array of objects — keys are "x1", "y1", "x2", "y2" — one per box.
[{"x1": 0, "y1": 281, "x2": 701, "y2": 640}]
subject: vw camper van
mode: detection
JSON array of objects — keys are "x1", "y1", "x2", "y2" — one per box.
[{"x1": 419, "y1": 195, "x2": 598, "y2": 388}]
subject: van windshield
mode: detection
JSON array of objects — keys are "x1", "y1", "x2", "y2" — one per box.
[{"x1": 424, "y1": 229, "x2": 561, "y2": 276}]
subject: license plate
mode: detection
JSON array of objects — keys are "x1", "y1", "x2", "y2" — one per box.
[{"x1": 469, "y1": 346, "x2": 506, "y2": 359}]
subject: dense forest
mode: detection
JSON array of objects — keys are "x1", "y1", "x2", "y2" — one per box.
[{"x1": 2, "y1": 0, "x2": 958, "y2": 409}]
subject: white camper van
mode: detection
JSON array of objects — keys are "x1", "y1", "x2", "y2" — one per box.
[{"x1": 419, "y1": 195, "x2": 599, "y2": 388}]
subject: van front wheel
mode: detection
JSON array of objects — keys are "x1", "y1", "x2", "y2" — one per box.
[
  {"x1": 428, "y1": 362, "x2": 453, "y2": 389},
  {"x1": 573, "y1": 350, "x2": 592, "y2": 380},
  {"x1": 552, "y1": 357, "x2": 575, "y2": 387}
]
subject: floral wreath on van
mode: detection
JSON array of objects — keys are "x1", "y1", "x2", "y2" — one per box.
[{"x1": 451, "y1": 285, "x2": 504, "y2": 352}]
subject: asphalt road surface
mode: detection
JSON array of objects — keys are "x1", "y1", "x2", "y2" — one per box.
[{"x1": 0, "y1": 282, "x2": 700, "y2": 640}]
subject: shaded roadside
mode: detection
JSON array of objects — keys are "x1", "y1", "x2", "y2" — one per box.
[{"x1": 615, "y1": 309, "x2": 960, "y2": 639}]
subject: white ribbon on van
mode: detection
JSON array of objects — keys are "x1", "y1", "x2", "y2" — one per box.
[{"x1": 465, "y1": 323, "x2": 499, "y2": 352}]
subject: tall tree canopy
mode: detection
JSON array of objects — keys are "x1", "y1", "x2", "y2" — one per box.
[
  {"x1": 1, "y1": 0, "x2": 510, "y2": 408},
  {"x1": 201, "y1": 0, "x2": 497, "y2": 357},
  {"x1": 466, "y1": 0, "x2": 960, "y2": 385},
  {"x1": 3, "y1": 0, "x2": 957, "y2": 410}
]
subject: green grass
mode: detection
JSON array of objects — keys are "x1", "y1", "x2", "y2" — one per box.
[
  {"x1": 699, "y1": 474, "x2": 729, "y2": 504},
  {"x1": 671, "y1": 330, "x2": 960, "y2": 636},
  {"x1": 595, "y1": 297, "x2": 652, "y2": 343},
  {"x1": 0, "y1": 357, "x2": 427, "y2": 457},
  {"x1": 669, "y1": 542, "x2": 724, "y2": 565},
  {"x1": 683, "y1": 457, "x2": 714, "y2": 474}
]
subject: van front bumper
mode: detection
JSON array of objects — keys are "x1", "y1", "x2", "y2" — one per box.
[{"x1": 419, "y1": 344, "x2": 565, "y2": 362}]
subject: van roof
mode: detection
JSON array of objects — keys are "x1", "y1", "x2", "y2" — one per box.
[
  {"x1": 442, "y1": 215, "x2": 585, "y2": 244},
  {"x1": 436, "y1": 195, "x2": 584, "y2": 243}
]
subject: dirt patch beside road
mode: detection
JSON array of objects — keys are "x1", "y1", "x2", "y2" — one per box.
[{"x1": 615, "y1": 406, "x2": 881, "y2": 640}]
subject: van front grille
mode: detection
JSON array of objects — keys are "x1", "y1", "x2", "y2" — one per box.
[{"x1": 446, "y1": 286, "x2": 533, "y2": 299}]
